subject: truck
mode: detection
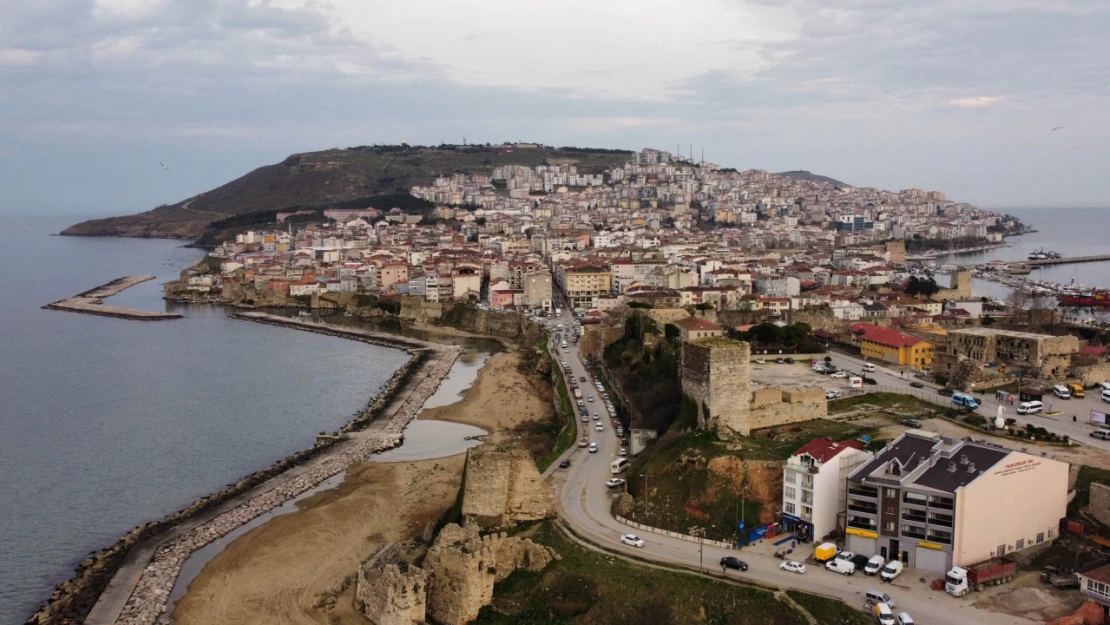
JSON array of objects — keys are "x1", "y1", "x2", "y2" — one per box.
[
  {"x1": 945, "y1": 559, "x2": 1017, "y2": 596},
  {"x1": 814, "y1": 542, "x2": 838, "y2": 562},
  {"x1": 951, "y1": 393, "x2": 980, "y2": 410}
]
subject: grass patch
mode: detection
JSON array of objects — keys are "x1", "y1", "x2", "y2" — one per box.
[
  {"x1": 828, "y1": 392, "x2": 939, "y2": 416},
  {"x1": 475, "y1": 521, "x2": 807, "y2": 625},
  {"x1": 786, "y1": 591, "x2": 871, "y2": 625}
]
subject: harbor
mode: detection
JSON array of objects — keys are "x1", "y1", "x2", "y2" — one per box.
[{"x1": 43, "y1": 276, "x2": 182, "y2": 320}]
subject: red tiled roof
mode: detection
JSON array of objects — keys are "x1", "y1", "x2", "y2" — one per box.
[
  {"x1": 673, "y1": 317, "x2": 723, "y2": 331},
  {"x1": 855, "y1": 323, "x2": 926, "y2": 348},
  {"x1": 792, "y1": 438, "x2": 863, "y2": 463},
  {"x1": 1080, "y1": 346, "x2": 1107, "y2": 357}
]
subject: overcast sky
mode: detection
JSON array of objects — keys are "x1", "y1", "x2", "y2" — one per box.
[{"x1": 2, "y1": 0, "x2": 1108, "y2": 215}]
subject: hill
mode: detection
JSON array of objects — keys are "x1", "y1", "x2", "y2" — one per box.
[
  {"x1": 61, "y1": 145, "x2": 634, "y2": 240},
  {"x1": 775, "y1": 170, "x2": 847, "y2": 187}
]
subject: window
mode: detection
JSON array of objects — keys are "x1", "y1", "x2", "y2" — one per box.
[
  {"x1": 1049, "y1": 529, "x2": 1056, "y2": 539},
  {"x1": 1016, "y1": 539, "x2": 1024, "y2": 551},
  {"x1": 903, "y1": 492, "x2": 927, "y2": 505},
  {"x1": 784, "y1": 471, "x2": 797, "y2": 484},
  {"x1": 785, "y1": 486, "x2": 797, "y2": 500},
  {"x1": 803, "y1": 506, "x2": 812, "y2": 517},
  {"x1": 1037, "y1": 532, "x2": 1045, "y2": 544},
  {"x1": 884, "y1": 488, "x2": 897, "y2": 498},
  {"x1": 886, "y1": 505, "x2": 895, "y2": 514},
  {"x1": 884, "y1": 521, "x2": 896, "y2": 532},
  {"x1": 785, "y1": 502, "x2": 796, "y2": 515},
  {"x1": 997, "y1": 544, "x2": 1006, "y2": 556},
  {"x1": 802, "y1": 491, "x2": 813, "y2": 505}
]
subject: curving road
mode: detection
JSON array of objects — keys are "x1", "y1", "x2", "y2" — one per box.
[{"x1": 544, "y1": 307, "x2": 1040, "y2": 625}]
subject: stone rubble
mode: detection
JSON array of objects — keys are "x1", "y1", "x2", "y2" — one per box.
[{"x1": 111, "y1": 327, "x2": 460, "y2": 625}]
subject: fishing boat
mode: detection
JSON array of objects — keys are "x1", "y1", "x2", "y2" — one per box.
[
  {"x1": 1028, "y1": 248, "x2": 1049, "y2": 260},
  {"x1": 1057, "y1": 289, "x2": 1110, "y2": 307}
]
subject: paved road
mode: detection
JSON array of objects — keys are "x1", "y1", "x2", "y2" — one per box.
[
  {"x1": 544, "y1": 307, "x2": 1039, "y2": 625},
  {"x1": 822, "y1": 352, "x2": 1110, "y2": 451}
]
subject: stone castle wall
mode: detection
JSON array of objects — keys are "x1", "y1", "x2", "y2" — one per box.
[
  {"x1": 749, "y1": 386, "x2": 827, "y2": 431},
  {"x1": 355, "y1": 544, "x2": 428, "y2": 625},
  {"x1": 680, "y1": 338, "x2": 751, "y2": 438},
  {"x1": 461, "y1": 443, "x2": 555, "y2": 530},
  {"x1": 1089, "y1": 483, "x2": 1110, "y2": 528}
]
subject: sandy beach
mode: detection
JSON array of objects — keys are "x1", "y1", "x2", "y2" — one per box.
[{"x1": 171, "y1": 349, "x2": 552, "y2": 625}]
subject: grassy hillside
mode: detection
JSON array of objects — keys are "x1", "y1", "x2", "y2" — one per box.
[
  {"x1": 61, "y1": 144, "x2": 634, "y2": 239},
  {"x1": 776, "y1": 170, "x2": 846, "y2": 187}
]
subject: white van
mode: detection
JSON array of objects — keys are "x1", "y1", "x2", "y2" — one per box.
[
  {"x1": 1053, "y1": 384, "x2": 1071, "y2": 400},
  {"x1": 825, "y1": 558, "x2": 855, "y2": 575},
  {"x1": 1017, "y1": 400, "x2": 1044, "y2": 415},
  {"x1": 1102, "y1": 389, "x2": 1110, "y2": 404},
  {"x1": 864, "y1": 555, "x2": 886, "y2": 575},
  {"x1": 862, "y1": 363, "x2": 877, "y2": 373},
  {"x1": 611, "y1": 458, "x2": 629, "y2": 474},
  {"x1": 880, "y1": 560, "x2": 904, "y2": 582},
  {"x1": 1092, "y1": 429, "x2": 1110, "y2": 440}
]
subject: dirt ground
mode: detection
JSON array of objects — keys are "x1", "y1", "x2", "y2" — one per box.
[
  {"x1": 973, "y1": 571, "x2": 1087, "y2": 623},
  {"x1": 420, "y1": 351, "x2": 553, "y2": 442},
  {"x1": 878, "y1": 417, "x2": 1110, "y2": 470},
  {"x1": 173, "y1": 349, "x2": 549, "y2": 625}
]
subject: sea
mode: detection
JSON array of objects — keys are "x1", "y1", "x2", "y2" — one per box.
[
  {"x1": 0, "y1": 215, "x2": 417, "y2": 624},
  {"x1": 931, "y1": 207, "x2": 1110, "y2": 303}
]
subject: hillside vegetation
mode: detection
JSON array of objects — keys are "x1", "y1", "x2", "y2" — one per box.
[{"x1": 61, "y1": 144, "x2": 634, "y2": 239}]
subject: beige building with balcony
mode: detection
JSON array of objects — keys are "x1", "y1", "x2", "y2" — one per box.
[
  {"x1": 781, "y1": 438, "x2": 872, "y2": 543},
  {"x1": 845, "y1": 432, "x2": 1067, "y2": 574},
  {"x1": 558, "y1": 263, "x2": 611, "y2": 310}
]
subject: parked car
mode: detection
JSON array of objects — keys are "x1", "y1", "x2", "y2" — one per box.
[
  {"x1": 909, "y1": 381, "x2": 925, "y2": 388},
  {"x1": 775, "y1": 358, "x2": 786, "y2": 364},
  {"x1": 595, "y1": 423, "x2": 604, "y2": 432},
  {"x1": 896, "y1": 613, "x2": 915, "y2": 625},
  {"x1": 578, "y1": 438, "x2": 588, "y2": 448},
  {"x1": 720, "y1": 557, "x2": 748, "y2": 571},
  {"x1": 606, "y1": 478, "x2": 625, "y2": 488},
  {"x1": 785, "y1": 357, "x2": 795, "y2": 364},
  {"x1": 558, "y1": 459, "x2": 570, "y2": 469},
  {"x1": 780, "y1": 561, "x2": 806, "y2": 574},
  {"x1": 620, "y1": 534, "x2": 644, "y2": 548},
  {"x1": 755, "y1": 359, "x2": 766, "y2": 364},
  {"x1": 830, "y1": 371, "x2": 848, "y2": 379},
  {"x1": 901, "y1": 418, "x2": 923, "y2": 429},
  {"x1": 880, "y1": 561, "x2": 904, "y2": 582},
  {"x1": 835, "y1": 551, "x2": 856, "y2": 561},
  {"x1": 579, "y1": 375, "x2": 587, "y2": 382},
  {"x1": 937, "y1": 387, "x2": 954, "y2": 397},
  {"x1": 874, "y1": 603, "x2": 896, "y2": 625},
  {"x1": 618, "y1": 447, "x2": 628, "y2": 457},
  {"x1": 866, "y1": 589, "x2": 896, "y2": 608},
  {"x1": 825, "y1": 390, "x2": 841, "y2": 400}
]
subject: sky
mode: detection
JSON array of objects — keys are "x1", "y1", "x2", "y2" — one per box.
[{"x1": 1, "y1": 0, "x2": 1108, "y2": 216}]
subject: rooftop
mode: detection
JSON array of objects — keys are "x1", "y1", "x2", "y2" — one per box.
[{"x1": 792, "y1": 438, "x2": 863, "y2": 464}]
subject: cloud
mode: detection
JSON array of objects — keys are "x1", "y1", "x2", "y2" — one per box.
[{"x1": 946, "y1": 97, "x2": 1001, "y2": 109}]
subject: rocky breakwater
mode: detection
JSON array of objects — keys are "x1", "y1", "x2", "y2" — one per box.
[
  {"x1": 43, "y1": 276, "x2": 182, "y2": 321},
  {"x1": 28, "y1": 316, "x2": 459, "y2": 625}
]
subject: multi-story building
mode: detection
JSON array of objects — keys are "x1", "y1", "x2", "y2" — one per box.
[
  {"x1": 781, "y1": 438, "x2": 872, "y2": 542},
  {"x1": 845, "y1": 432, "x2": 1067, "y2": 574},
  {"x1": 523, "y1": 271, "x2": 552, "y2": 310},
  {"x1": 854, "y1": 323, "x2": 935, "y2": 368},
  {"x1": 558, "y1": 263, "x2": 611, "y2": 310},
  {"x1": 947, "y1": 328, "x2": 1079, "y2": 378}
]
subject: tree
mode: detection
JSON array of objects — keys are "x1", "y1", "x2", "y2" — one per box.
[{"x1": 982, "y1": 315, "x2": 996, "y2": 326}]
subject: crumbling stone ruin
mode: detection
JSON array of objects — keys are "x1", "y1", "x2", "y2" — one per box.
[
  {"x1": 355, "y1": 524, "x2": 556, "y2": 625},
  {"x1": 460, "y1": 443, "x2": 555, "y2": 530},
  {"x1": 680, "y1": 337, "x2": 751, "y2": 438}
]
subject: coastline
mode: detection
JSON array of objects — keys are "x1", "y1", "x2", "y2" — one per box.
[{"x1": 28, "y1": 314, "x2": 462, "y2": 625}]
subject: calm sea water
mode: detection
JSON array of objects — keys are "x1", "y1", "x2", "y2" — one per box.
[
  {"x1": 0, "y1": 216, "x2": 412, "y2": 624},
  {"x1": 937, "y1": 207, "x2": 1110, "y2": 301}
]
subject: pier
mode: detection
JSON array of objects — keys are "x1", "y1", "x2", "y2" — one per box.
[
  {"x1": 43, "y1": 276, "x2": 182, "y2": 320},
  {"x1": 1025, "y1": 254, "x2": 1110, "y2": 267}
]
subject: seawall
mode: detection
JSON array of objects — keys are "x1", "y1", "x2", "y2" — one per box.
[
  {"x1": 26, "y1": 317, "x2": 461, "y2": 625},
  {"x1": 44, "y1": 276, "x2": 181, "y2": 321}
]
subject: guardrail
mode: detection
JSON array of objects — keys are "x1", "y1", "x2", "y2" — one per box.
[{"x1": 614, "y1": 515, "x2": 734, "y2": 549}]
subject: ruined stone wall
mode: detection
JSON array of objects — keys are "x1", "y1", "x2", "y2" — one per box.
[
  {"x1": 355, "y1": 544, "x2": 428, "y2": 625},
  {"x1": 1072, "y1": 362, "x2": 1110, "y2": 388},
  {"x1": 750, "y1": 388, "x2": 783, "y2": 409},
  {"x1": 460, "y1": 443, "x2": 554, "y2": 530},
  {"x1": 1089, "y1": 483, "x2": 1110, "y2": 528},
  {"x1": 423, "y1": 524, "x2": 555, "y2": 625},
  {"x1": 748, "y1": 386, "x2": 827, "y2": 431},
  {"x1": 680, "y1": 338, "x2": 751, "y2": 438}
]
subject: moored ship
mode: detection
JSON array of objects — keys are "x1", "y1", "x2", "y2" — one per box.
[{"x1": 1057, "y1": 289, "x2": 1110, "y2": 307}]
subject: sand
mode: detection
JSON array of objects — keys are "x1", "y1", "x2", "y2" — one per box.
[
  {"x1": 173, "y1": 350, "x2": 550, "y2": 625},
  {"x1": 420, "y1": 351, "x2": 553, "y2": 442}
]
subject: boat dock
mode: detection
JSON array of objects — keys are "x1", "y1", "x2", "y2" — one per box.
[
  {"x1": 43, "y1": 276, "x2": 182, "y2": 320},
  {"x1": 1025, "y1": 254, "x2": 1110, "y2": 267}
]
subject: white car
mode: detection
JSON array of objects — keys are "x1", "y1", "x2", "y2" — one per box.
[
  {"x1": 755, "y1": 359, "x2": 766, "y2": 364},
  {"x1": 825, "y1": 390, "x2": 841, "y2": 400},
  {"x1": 606, "y1": 478, "x2": 625, "y2": 488},
  {"x1": 780, "y1": 561, "x2": 806, "y2": 574},
  {"x1": 592, "y1": 412, "x2": 600, "y2": 420},
  {"x1": 830, "y1": 371, "x2": 848, "y2": 379},
  {"x1": 618, "y1": 447, "x2": 628, "y2": 457},
  {"x1": 595, "y1": 423, "x2": 604, "y2": 432},
  {"x1": 620, "y1": 533, "x2": 645, "y2": 548},
  {"x1": 896, "y1": 613, "x2": 915, "y2": 625},
  {"x1": 588, "y1": 442, "x2": 598, "y2": 453},
  {"x1": 835, "y1": 551, "x2": 855, "y2": 561}
]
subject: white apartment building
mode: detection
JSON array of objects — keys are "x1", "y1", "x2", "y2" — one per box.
[{"x1": 782, "y1": 438, "x2": 873, "y2": 542}]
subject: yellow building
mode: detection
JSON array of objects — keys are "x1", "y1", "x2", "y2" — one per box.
[
  {"x1": 559, "y1": 264, "x2": 612, "y2": 310},
  {"x1": 856, "y1": 324, "x2": 935, "y2": 367}
]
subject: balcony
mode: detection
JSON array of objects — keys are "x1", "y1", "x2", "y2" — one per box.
[
  {"x1": 903, "y1": 528, "x2": 926, "y2": 540},
  {"x1": 848, "y1": 518, "x2": 878, "y2": 532},
  {"x1": 848, "y1": 504, "x2": 876, "y2": 515},
  {"x1": 1081, "y1": 584, "x2": 1110, "y2": 605},
  {"x1": 928, "y1": 498, "x2": 955, "y2": 510},
  {"x1": 926, "y1": 531, "x2": 953, "y2": 544},
  {"x1": 928, "y1": 515, "x2": 954, "y2": 528},
  {"x1": 902, "y1": 512, "x2": 928, "y2": 524},
  {"x1": 849, "y1": 486, "x2": 879, "y2": 499}
]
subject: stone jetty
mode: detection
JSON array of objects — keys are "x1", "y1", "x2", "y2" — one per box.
[
  {"x1": 78, "y1": 317, "x2": 460, "y2": 625},
  {"x1": 43, "y1": 276, "x2": 181, "y2": 320}
]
